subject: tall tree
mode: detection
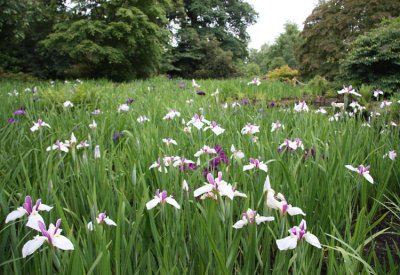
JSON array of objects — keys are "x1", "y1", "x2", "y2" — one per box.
[
  {"x1": 249, "y1": 22, "x2": 300, "y2": 74},
  {"x1": 296, "y1": 0, "x2": 400, "y2": 80},
  {"x1": 40, "y1": 0, "x2": 171, "y2": 80},
  {"x1": 168, "y1": 0, "x2": 257, "y2": 78}
]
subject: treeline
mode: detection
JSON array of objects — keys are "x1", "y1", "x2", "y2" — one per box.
[
  {"x1": 0, "y1": 0, "x2": 256, "y2": 81},
  {"x1": 248, "y1": 0, "x2": 400, "y2": 92},
  {"x1": 1, "y1": 0, "x2": 399, "y2": 91}
]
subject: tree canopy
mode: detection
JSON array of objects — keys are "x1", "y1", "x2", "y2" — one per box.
[{"x1": 296, "y1": 0, "x2": 400, "y2": 80}]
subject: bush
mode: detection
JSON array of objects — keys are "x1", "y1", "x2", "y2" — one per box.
[
  {"x1": 305, "y1": 75, "x2": 334, "y2": 96},
  {"x1": 341, "y1": 17, "x2": 400, "y2": 93},
  {"x1": 267, "y1": 65, "x2": 298, "y2": 82}
]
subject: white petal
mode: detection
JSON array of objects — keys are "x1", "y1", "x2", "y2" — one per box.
[
  {"x1": 276, "y1": 236, "x2": 298, "y2": 250},
  {"x1": 233, "y1": 191, "x2": 247, "y2": 198},
  {"x1": 194, "y1": 151, "x2": 202, "y2": 158},
  {"x1": 232, "y1": 220, "x2": 248, "y2": 229},
  {"x1": 243, "y1": 164, "x2": 254, "y2": 171},
  {"x1": 266, "y1": 192, "x2": 281, "y2": 210},
  {"x1": 263, "y1": 176, "x2": 271, "y2": 193},
  {"x1": 26, "y1": 213, "x2": 45, "y2": 231},
  {"x1": 52, "y1": 235, "x2": 74, "y2": 250},
  {"x1": 37, "y1": 204, "x2": 53, "y2": 212},
  {"x1": 22, "y1": 236, "x2": 46, "y2": 258},
  {"x1": 345, "y1": 165, "x2": 358, "y2": 172},
  {"x1": 193, "y1": 121, "x2": 203, "y2": 130},
  {"x1": 146, "y1": 198, "x2": 160, "y2": 210},
  {"x1": 287, "y1": 206, "x2": 306, "y2": 216},
  {"x1": 87, "y1": 221, "x2": 94, "y2": 231},
  {"x1": 165, "y1": 197, "x2": 180, "y2": 209},
  {"x1": 259, "y1": 163, "x2": 268, "y2": 173},
  {"x1": 304, "y1": 233, "x2": 322, "y2": 248},
  {"x1": 255, "y1": 215, "x2": 274, "y2": 224},
  {"x1": 104, "y1": 217, "x2": 117, "y2": 226},
  {"x1": 212, "y1": 127, "x2": 224, "y2": 136},
  {"x1": 5, "y1": 208, "x2": 26, "y2": 223},
  {"x1": 194, "y1": 184, "x2": 214, "y2": 198},
  {"x1": 363, "y1": 173, "x2": 374, "y2": 184},
  {"x1": 218, "y1": 184, "x2": 235, "y2": 200},
  {"x1": 30, "y1": 125, "x2": 39, "y2": 132}
]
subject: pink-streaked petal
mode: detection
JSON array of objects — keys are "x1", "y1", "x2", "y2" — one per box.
[
  {"x1": 345, "y1": 165, "x2": 358, "y2": 172},
  {"x1": 255, "y1": 215, "x2": 274, "y2": 224},
  {"x1": 232, "y1": 220, "x2": 248, "y2": 229},
  {"x1": 276, "y1": 236, "x2": 298, "y2": 250},
  {"x1": 194, "y1": 184, "x2": 214, "y2": 198},
  {"x1": 287, "y1": 206, "x2": 306, "y2": 216},
  {"x1": 304, "y1": 233, "x2": 321, "y2": 248},
  {"x1": 26, "y1": 213, "x2": 45, "y2": 231},
  {"x1": 52, "y1": 235, "x2": 74, "y2": 251},
  {"x1": 165, "y1": 197, "x2": 181, "y2": 209},
  {"x1": 146, "y1": 198, "x2": 160, "y2": 210},
  {"x1": 243, "y1": 164, "x2": 254, "y2": 171},
  {"x1": 104, "y1": 217, "x2": 117, "y2": 226},
  {"x1": 363, "y1": 173, "x2": 374, "y2": 184},
  {"x1": 37, "y1": 204, "x2": 53, "y2": 212},
  {"x1": 22, "y1": 236, "x2": 46, "y2": 258},
  {"x1": 5, "y1": 208, "x2": 26, "y2": 223}
]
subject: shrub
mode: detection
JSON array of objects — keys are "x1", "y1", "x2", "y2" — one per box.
[{"x1": 267, "y1": 65, "x2": 298, "y2": 82}]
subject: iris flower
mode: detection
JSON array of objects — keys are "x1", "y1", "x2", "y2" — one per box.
[
  {"x1": 380, "y1": 101, "x2": 392, "y2": 109},
  {"x1": 137, "y1": 115, "x2": 150, "y2": 123},
  {"x1": 373, "y1": 90, "x2": 383, "y2": 98},
  {"x1": 117, "y1": 104, "x2": 129, "y2": 112},
  {"x1": 87, "y1": 211, "x2": 117, "y2": 231},
  {"x1": 276, "y1": 220, "x2": 321, "y2": 250},
  {"x1": 30, "y1": 119, "x2": 51, "y2": 132},
  {"x1": 337, "y1": 85, "x2": 361, "y2": 97},
  {"x1": 241, "y1": 123, "x2": 260, "y2": 135},
  {"x1": 271, "y1": 121, "x2": 284, "y2": 132},
  {"x1": 94, "y1": 145, "x2": 101, "y2": 159},
  {"x1": 162, "y1": 138, "x2": 178, "y2": 146},
  {"x1": 22, "y1": 219, "x2": 74, "y2": 258},
  {"x1": 149, "y1": 159, "x2": 168, "y2": 173},
  {"x1": 63, "y1": 101, "x2": 74, "y2": 107},
  {"x1": 187, "y1": 113, "x2": 210, "y2": 130},
  {"x1": 230, "y1": 145, "x2": 245, "y2": 159},
  {"x1": 163, "y1": 109, "x2": 181, "y2": 120},
  {"x1": 383, "y1": 150, "x2": 396, "y2": 160},
  {"x1": 203, "y1": 121, "x2": 225, "y2": 136},
  {"x1": 247, "y1": 78, "x2": 261, "y2": 86},
  {"x1": 194, "y1": 172, "x2": 244, "y2": 200},
  {"x1": 194, "y1": 145, "x2": 218, "y2": 158},
  {"x1": 278, "y1": 138, "x2": 304, "y2": 152},
  {"x1": 146, "y1": 189, "x2": 180, "y2": 210},
  {"x1": 46, "y1": 140, "x2": 69, "y2": 152},
  {"x1": 315, "y1": 108, "x2": 327, "y2": 114},
  {"x1": 264, "y1": 176, "x2": 306, "y2": 216},
  {"x1": 192, "y1": 79, "x2": 201, "y2": 89},
  {"x1": 233, "y1": 208, "x2": 274, "y2": 229},
  {"x1": 89, "y1": 120, "x2": 97, "y2": 130},
  {"x1": 243, "y1": 158, "x2": 268, "y2": 172},
  {"x1": 5, "y1": 196, "x2": 53, "y2": 231},
  {"x1": 345, "y1": 164, "x2": 374, "y2": 184},
  {"x1": 293, "y1": 101, "x2": 309, "y2": 112}
]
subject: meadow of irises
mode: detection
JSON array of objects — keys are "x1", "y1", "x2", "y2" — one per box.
[{"x1": 0, "y1": 78, "x2": 399, "y2": 274}]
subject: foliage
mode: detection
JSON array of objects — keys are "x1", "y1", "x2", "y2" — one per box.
[
  {"x1": 296, "y1": 0, "x2": 400, "y2": 80},
  {"x1": 305, "y1": 75, "x2": 336, "y2": 96},
  {"x1": 39, "y1": 1, "x2": 170, "y2": 81},
  {"x1": 168, "y1": 0, "x2": 257, "y2": 78},
  {"x1": 340, "y1": 18, "x2": 400, "y2": 93},
  {"x1": 267, "y1": 65, "x2": 299, "y2": 82},
  {"x1": 249, "y1": 23, "x2": 301, "y2": 74}
]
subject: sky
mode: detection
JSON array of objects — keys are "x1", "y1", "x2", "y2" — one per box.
[{"x1": 245, "y1": 0, "x2": 318, "y2": 50}]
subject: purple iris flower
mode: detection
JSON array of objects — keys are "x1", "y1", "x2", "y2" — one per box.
[
  {"x1": 8, "y1": 118, "x2": 16, "y2": 124},
  {"x1": 179, "y1": 82, "x2": 185, "y2": 88},
  {"x1": 14, "y1": 108, "x2": 26, "y2": 115},
  {"x1": 126, "y1": 98, "x2": 135, "y2": 104},
  {"x1": 196, "y1": 90, "x2": 206, "y2": 96},
  {"x1": 112, "y1": 132, "x2": 124, "y2": 140}
]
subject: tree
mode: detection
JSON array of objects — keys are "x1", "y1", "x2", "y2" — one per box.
[
  {"x1": 341, "y1": 18, "x2": 400, "y2": 93},
  {"x1": 39, "y1": 0, "x2": 170, "y2": 80},
  {"x1": 248, "y1": 22, "x2": 301, "y2": 74},
  {"x1": 168, "y1": 0, "x2": 257, "y2": 78},
  {"x1": 296, "y1": 0, "x2": 400, "y2": 80}
]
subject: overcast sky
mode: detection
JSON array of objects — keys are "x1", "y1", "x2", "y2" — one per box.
[{"x1": 245, "y1": 0, "x2": 318, "y2": 49}]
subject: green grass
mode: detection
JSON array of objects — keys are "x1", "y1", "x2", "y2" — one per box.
[{"x1": 0, "y1": 77, "x2": 399, "y2": 274}]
